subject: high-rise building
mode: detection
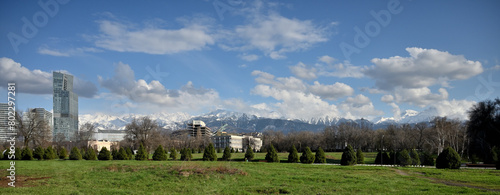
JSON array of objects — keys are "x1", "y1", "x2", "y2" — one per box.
[
  {"x1": 53, "y1": 72, "x2": 78, "y2": 141},
  {"x1": 0, "y1": 103, "x2": 9, "y2": 140}
]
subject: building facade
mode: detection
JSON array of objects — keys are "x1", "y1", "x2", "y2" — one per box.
[
  {"x1": 187, "y1": 120, "x2": 212, "y2": 137},
  {"x1": 211, "y1": 134, "x2": 263, "y2": 152},
  {"x1": 93, "y1": 130, "x2": 126, "y2": 142},
  {"x1": 0, "y1": 103, "x2": 9, "y2": 140},
  {"x1": 24, "y1": 108, "x2": 53, "y2": 141},
  {"x1": 53, "y1": 72, "x2": 78, "y2": 141}
]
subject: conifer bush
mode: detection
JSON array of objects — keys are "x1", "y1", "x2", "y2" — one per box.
[
  {"x1": 170, "y1": 148, "x2": 178, "y2": 160},
  {"x1": 265, "y1": 144, "x2": 279, "y2": 163},
  {"x1": 116, "y1": 148, "x2": 127, "y2": 160},
  {"x1": 314, "y1": 147, "x2": 326, "y2": 163},
  {"x1": 436, "y1": 147, "x2": 461, "y2": 169},
  {"x1": 244, "y1": 145, "x2": 254, "y2": 161},
  {"x1": 126, "y1": 147, "x2": 133, "y2": 160},
  {"x1": 180, "y1": 148, "x2": 192, "y2": 161},
  {"x1": 44, "y1": 146, "x2": 57, "y2": 160},
  {"x1": 222, "y1": 146, "x2": 231, "y2": 161},
  {"x1": 375, "y1": 151, "x2": 390, "y2": 164},
  {"x1": 58, "y1": 147, "x2": 67, "y2": 160},
  {"x1": 288, "y1": 145, "x2": 299, "y2": 163},
  {"x1": 135, "y1": 144, "x2": 148, "y2": 160},
  {"x1": 203, "y1": 143, "x2": 217, "y2": 161},
  {"x1": 33, "y1": 146, "x2": 44, "y2": 160},
  {"x1": 98, "y1": 147, "x2": 112, "y2": 160},
  {"x1": 340, "y1": 145, "x2": 356, "y2": 166},
  {"x1": 15, "y1": 148, "x2": 21, "y2": 160},
  {"x1": 356, "y1": 149, "x2": 364, "y2": 164},
  {"x1": 300, "y1": 147, "x2": 315, "y2": 164},
  {"x1": 230, "y1": 148, "x2": 235, "y2": 153},
  {"x1": 152, "y1": 145, "x2": 167, "y2": 161},
  {"x1": 111, "y1": 148, "x2": 119, "y2": 160},
  {"x1": 21, "y1": 147, "x2": 34, "y2": 160},
  {"x1": 398, "y1": 149, "x2": 411, "y2": 166},
  {"x1": 84, "y1": 148, "x2": 97, "y2": 160},
  {"x1": 419, "y1": 152, "x2": 435, "y2": 166},
  {"x1": 410, "y1": 149, "x2": 420, "y2": 165},
  {"x1": 69, "y1": 147, "x2": 82, "y2": 160}
]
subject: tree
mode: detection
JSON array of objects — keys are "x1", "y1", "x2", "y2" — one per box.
[
  {"x1": 111, "y1": 148, "x2": 119, "y2": 160},
  {"x1": 21, "y1": 147, "x2": 34, "y2": 160},
  {"x1": 203, "y1": 143, "x2": 217, "y2": 161},
  {"x1": 265, "y1": 144, "x2": 279, "y2": 163},
  {"x1": 356, "y1": 149, "x2": 365, "y2": 164},
  {"x1": 244, "y1": 145, "x2": 254, "y2": 161},
  {"x1": 436, "y1": 147, "x2": 461, "y2": 169},
  {"x1": 231, "y1": 148, "x2": 235, "y2": 153},
  {"x1": 467, "y1": 98, "x2": 500, "y2": 163},
  {"x1": 98, "y1": 147, "x2": 112, "y2": 160},
  {"x1": 180, "y1": 148, "x2": 192, "y2": 161},
  {"x1": 152, "y1": 145, "x2": 167, "y2": 161},
  {"x1": 125, "y1": 116, "x2": 160, "y2": 152},
  {"x1": 74, "y1": 122, "x2": 96, "y2": 148},
  {"x1": 44, "y1": 146, "x2": 57, "y2": 160},
  {"x1": 398, "y1": 149, "x2": 412, "y2": 167},
  {"x1": 419, "y1": 152, "x2": 435, "y2": 166},
  {"x1": 84, "y1": 148, "x2": 97, "y2": 160},
  {"x1": 222, "y1": 146, "x2": 231, "y2": 161},
  {"x1": 300, "y1": 147, "x2": 315, "y2": 164},
  {"x1": 69, "y1": 147, "x2": 82, "y2": 160},
  {"x1": 33, "y1": 146, "x2": 45, "y2": 160},
  {"x1": 170, "y1": 148, "x2": 178, "y2": 160},
  {"x1": 314, "y1": 147, "x2": 326, "y2": 164},
  {"x1": 340, "y1": 145, "x2": 356, "y2": 166},
  {"x1": 375, "y1": 151, "x2": 390, "y2": 164},
  {"x1": 410, "y1": 149, "x2": 420, "y2": 166},
  {"x1": 288, "y1": 145, "x2": 299, "y2": 163},
  {"x1": 126, "y1": 147, "x2": 133, "y2": 160},
  {"x1": 116, "y1": 148, "x2": 128, "y2": 160},
  {"x1": 135, "y1": 144, "x2": 148, "y2": 160},
  {"x1": 58, "y1": 147, "x2": 67, "y2": 160},
  {"x1": 16, "y1": 110, "x2": 51, "y2": 147}
]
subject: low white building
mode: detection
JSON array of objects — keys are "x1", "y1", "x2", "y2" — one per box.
[
  {"x1": 93, "y1": 130, "x2": 126, "y2": 142},
  {"x1": 212, "y1": 134, "x2": 262, "y2": 152}
]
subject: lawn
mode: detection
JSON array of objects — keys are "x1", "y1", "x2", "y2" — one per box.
[{"x1": 1, "y1": 152, "x2": 499, "y2": 194}]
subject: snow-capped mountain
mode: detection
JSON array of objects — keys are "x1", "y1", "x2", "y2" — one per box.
[{"x1": 79, "y1": 108, "x2": 448, "y2": 133}]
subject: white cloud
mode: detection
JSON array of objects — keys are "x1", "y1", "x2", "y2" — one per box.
[
  {"x1": 388, "y1": 102, "x2": 401, "y2": 120},
  {"x1": 99, "y1": 62, "x2": 220, "y2": 111},
  {"x1": 94, "y1": 19, "x2": 215, "y2": 54},
  {"x1": 364, "y1": 47, "x2": 483, "y2": 90},
  {"x1": 393, "y1": 87, "x2": 448, "y2": 107},
  {"x1": 318, "y1": 55, "x2": 335, "y2": 64},
  {"x1": 224, "y1": 13, "x2": 329, "y2": 59},
  {"x1": 381, "y1": 95, "x2": 394, "y2": 103},
  {"x1": 239, "y1": 53, "x2": 259, "y2": 61},
  {"x1": 38, "y1": 46, "x2": 102, "y2": 57},
  {"x1": 308, "y1": 81, "x2": 354, "y2": 100},
  {"x1": 339, "y1": 94, "x2": 384, "y2": 120},
  {"x1": 426, "y1": 99, "x2": 476, "y2": 121},
  {"x1": 289, "y1": 62, "x2": 317, "y2": 80},
  {"x1": 0, "y1": 57, "x2": 97, "y2": 97}
]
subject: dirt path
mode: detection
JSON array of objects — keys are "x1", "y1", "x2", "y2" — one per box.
[{"x1": 392, "y1": 168, "x2": 500, "y2": 192}]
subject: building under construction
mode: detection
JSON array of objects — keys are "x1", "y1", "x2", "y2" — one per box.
[{"x1": 187, "y1": 120, "x2": 212, "y2": 137}]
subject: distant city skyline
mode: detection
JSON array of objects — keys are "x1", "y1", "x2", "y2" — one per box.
[{"x1": 0, "y1": 0, "x2": 499, "y2": 121}]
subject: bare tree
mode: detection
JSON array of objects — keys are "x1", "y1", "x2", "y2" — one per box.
[
  {"x1": 16, "y1": 110, "x2": 51, "y2": 148},
  {"x1": 73, "y1": 122, "x2": 96, "y2": 148},
  {"x1": 125, "y1": 116, "x2": 160, "y2": 151}
]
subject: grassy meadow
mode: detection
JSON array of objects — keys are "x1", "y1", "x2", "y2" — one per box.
[{"x1": 1, "y1": 152, "x2": 499, "y2": 194}]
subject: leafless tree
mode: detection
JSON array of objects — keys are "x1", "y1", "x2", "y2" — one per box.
[
  {"x1": 15, "y1": 110, "x2": 51, "y2": 148},
  {"x1": 73, "y1": 122, "x2": 96, "y2": 148},
  {"x1": 125, "y1": 116, "x2": 160, "y2": 151}
]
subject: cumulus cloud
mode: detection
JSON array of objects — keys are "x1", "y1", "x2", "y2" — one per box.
[
  {"x1": 364, "y1": 47, "x2": 483, "y2": 90},
  {"x1": 339, "y1": 94, "x2": 384, "y2": 120},
  {"x1": 94, "y1": 19, "x2": 215, "y2": 54},
  {"x1": 0, "y1": 57, "x2": 97, "y2": 98},
  {"x1": 426, "y1": 99, "x2": 476, "y2": 120},
  {"x1": 239, "y1": 53, "x2": 259, "y2": 61},
  {"x1": 394, "y1": 87, "x2": 448, "y2": 107},
  {"x1": 381, "y1": 95, "x2": 394, "y2": 103},
  {"x1": 98, "y1": 62, "x2": 219, "y2": 111},
  {"x1": 289, "y1": 62, "x2": 317, "y2": 80},
  {"x1": 223, "y1": 13, "x2": 329, "y2": 59},
  {"x1": 308, "y1": 81, "x2": 354, "y2": 100}
]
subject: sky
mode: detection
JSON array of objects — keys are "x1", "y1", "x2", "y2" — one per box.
[{"x1": 0, "y1": 0, "x2": 499, "y2": 121}]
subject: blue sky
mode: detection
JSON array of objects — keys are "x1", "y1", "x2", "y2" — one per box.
[{"x1": 1, "y1": 0, "x2": 499, "y2": 121}]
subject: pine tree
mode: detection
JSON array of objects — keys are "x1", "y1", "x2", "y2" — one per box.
[
  {"x1": 84, "y1": 148, "x2": 97, "y2": 160},
  {"x1": 98, "y1": 147, "x2": 112, "y2": 160},
  {"x1": 170, "y1": 148, "x2": 178, "y2": 160},
  {"x1": 180, "y1": 148, "x2": 192, "y2": 161},
  {"x1": 125, "y1": 147, "x2": 133, "y2": 160},
  {"x1": 230, "y1": 148, "x2": 235, "y2": 153},
  {"x1": 235, "y1": 149, "x2": 239, "y2": 153},
  {"x1": 300, "y1": 147, "x2": 315, "y2": 164},
  {"x1": 374, "y1": 151, "x2": 390, "y2": 164},
  {"x1": 265, "y1": 144, "x2": 279, "y2": 163},
  {"x1": 21, "y1": 147, "x2": 34, "y2": 160},
  {"x1": 44, "y1": 146, "x2": 57, "y2": 160},
  {"x1": 356, "y1": 149, "x2": 365, "y2": 164},
  {"x1": 314, "y1": 147, "x2": 326, "y2": 164},
  {"x1": 203, "y1": 143, "x2": 217, "y2": 161},
  {"x1": 222, "y1": 146, "x2": 231, "y2": 161},
  {"x1": 69, "y1": 147, "x2": 82, "y2": 160},
  {"x1": 340, "y1": 145, "x2": 356, "y2": 166},
  {"x1": 398, "y1": 149, "x2": 412, "y2": 166},
  {"x1": 152, "y1": 145, "x2": 167, "y2": 161},
  {"x1": 419, "y1": 152, "x2": 435, "y2": 166},
  {"x1": 288, "y1": 145, "x2": 299, "y2": 163},
  {"x1": 410, "y1": 149, "x2": 420, "y2": 165},
  {"x1": 58, "y1": 147, "x2": 67, "y2": 160},
  {"x1": 33, "y1": 146, "x2": 45, "y2": 160},
  {"x1": 15, "y1": 147, "x2": 21, "y2": 160},
  {"x1": 244, "y1": 145, "x2": 254, "y2": 161},
  {"x1": 117, "y1": 148, "x2": 128, "y2": 160},
  {"x1": 436, "y1": 147, "x2": 461, "y2": 169},
  {"x1": 135, "y1": 144, "x2": 148, "y2": 160},
  {"x1": 111, "y1": 148, "x2": 119, "y2": 160}
]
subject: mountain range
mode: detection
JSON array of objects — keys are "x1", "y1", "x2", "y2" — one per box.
[{"x1": 79, "y1": 109, "x2": 443, "y2": 133}]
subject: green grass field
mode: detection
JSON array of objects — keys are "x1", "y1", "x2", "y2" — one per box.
[{"x1": 1, "y1": 152, "x2": 499, "y2": 194}]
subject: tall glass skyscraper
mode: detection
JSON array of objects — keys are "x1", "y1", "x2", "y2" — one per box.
[{"x1": 53, "y1": 72, "x2": 78, "y2": 141}]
